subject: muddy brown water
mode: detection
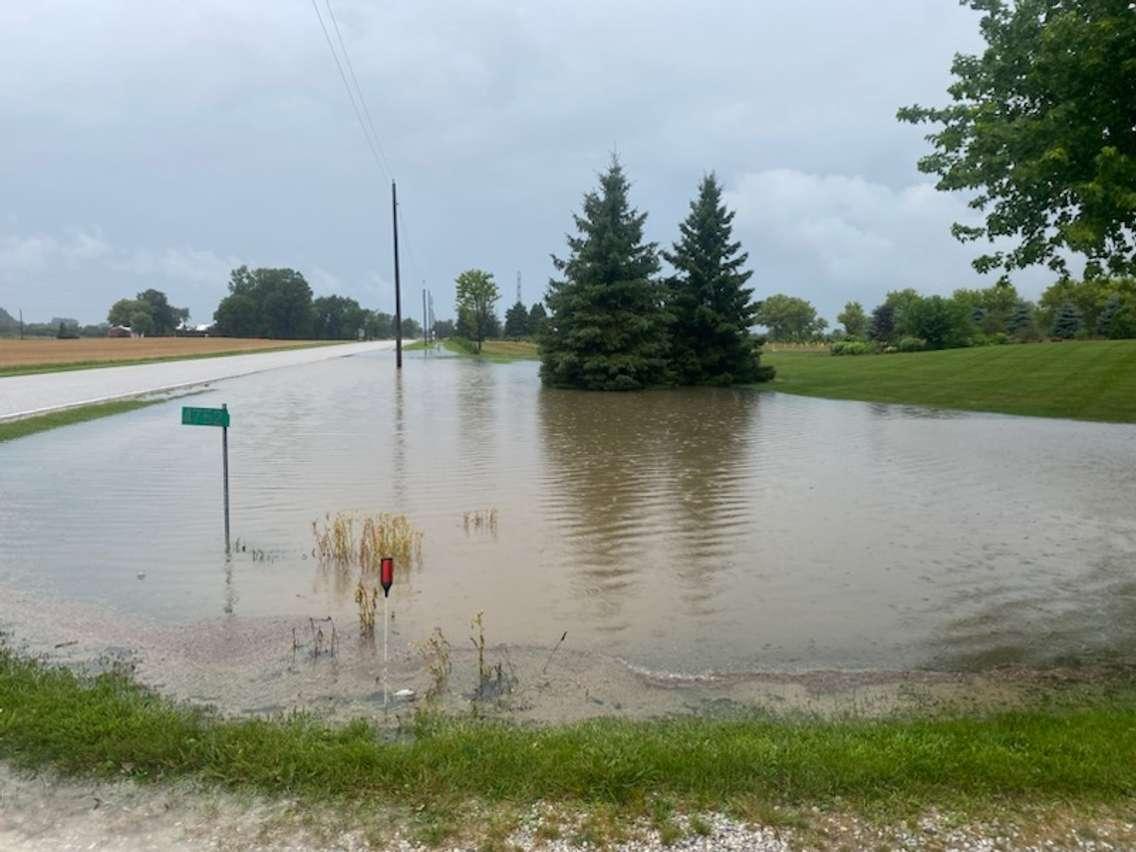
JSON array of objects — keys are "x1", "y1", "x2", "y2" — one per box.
[{"x1": 1, "y1": 349, "x2": 1135, "y2": 717}]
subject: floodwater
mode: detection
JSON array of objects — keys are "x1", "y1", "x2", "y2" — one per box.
[{"x1": 2, "y1": 349, "x2": 1135, "y2": 689}]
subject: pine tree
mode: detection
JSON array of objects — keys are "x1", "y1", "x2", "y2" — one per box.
[
  {"x1": 1051, "y1": 301, "x2": 1083, "y2": 339},
  {"x1": 503, "y1": 301, "x2": 530, "y2": 338},
  {"x1": 1006, "y1": 301, "x2": 1036, "y2": 339},
  {"x1": 540, "y1": 158, "x2": 668, "y2": 390},
  {"x1": 528, "y1": 302, "x2": 547, "y2": 337},
  {"x1": 662, "y1": 174, "x2": 772, "y2": 385}
]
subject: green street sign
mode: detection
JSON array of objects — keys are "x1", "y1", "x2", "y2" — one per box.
[{"x1": 181, "y1": 406, "x2": 230, "y2": 428}]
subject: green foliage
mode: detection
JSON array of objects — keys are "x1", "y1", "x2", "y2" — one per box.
[
  {"x1": 312, "y1": 295, "x2": 367, "y2": 340},
  {"x1": 664, "y1": 173, "x2": 772, "y2": 385},
  {"x1": 897, "y1": 336, "x2": 927, "y2": 353},
  {"x1": 455, "y1": 269, "x2": 500, "y2": 353},
  {"x1": 541, "y1": 158, "x2": 669, "y2": 390},
  {"x1": 868, "y1": 303, "x2": 896, "y2": 341},
  {"x1": 527, "y1": 302, "x2": 547, "y2": 337},
  {"x1": 830, "y1": 340, "x2": 876, "y2": 356},
  {"x1": 1039, "y1": 276, "x2": 1136, "y2": 332},
  {"x1": 1051, "y1": 301, "x2": 1084, "y2": 339},
  {"x1": 1097, "y1": 294, "x2": 1136, "y2": 339},
  {"x1": 214, "y1": 267, "x2": 314, "y2": 339},
  {"x1": 432, "y1": 318, "x2": 455, "y2": 339},
  {"x1": 402, "y1": 317, "x2": 422, "y2": 339},
  {"x1": 503, "y1": 301, "x2": 530, "y2": 339},
  {"x1": 906, "y1": 295, "x2": 974, "y2": 349},
  {"x1": 1007, "y1": 301, "x2": 1039, "y2": 339},
  {"x1": 754, "y1": 294, "x2": 827, "y2": 342},
  {"x1": 837, "y1": 301, "x2": 868, "y2": 339},
  {"x1": 898, "y1": 0, "x2": 1136, "y2": 280},
  {"x1": 3, "y1": 648, "x2": 1136, "y2": 813},
  {"x1": 883, "y1": 289, "x2": 924, "y2": 338},
  {"x1": 108, "y1": 290, "x2": 188, "y2": 336},
  {"x1": 365, "y1": 311, "x2": 394, "y2": 340},
  {"x1": 952, "y1": 283, "x2": 1020, "y2": 334}
]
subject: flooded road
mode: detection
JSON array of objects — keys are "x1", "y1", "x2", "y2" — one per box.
[
  {"x1": 2, "y1": 348, "x2": 1135, "y2": 688},
  {"x1": 0, "y1": 340, "x2": 394, "y2": 418}
]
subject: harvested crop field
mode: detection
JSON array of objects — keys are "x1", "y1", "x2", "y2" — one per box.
[{"x1": 0, "y1": 337, "x2": 329, "y2": 375}]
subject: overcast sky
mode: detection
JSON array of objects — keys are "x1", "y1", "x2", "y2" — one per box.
[{"x1": 0, "y1": 0, "x2": 1056, "y2": 327}]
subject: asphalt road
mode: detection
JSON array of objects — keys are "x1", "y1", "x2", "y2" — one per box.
[{"x1": 0, "y1": 340, "x2": 396, "y2": 420}]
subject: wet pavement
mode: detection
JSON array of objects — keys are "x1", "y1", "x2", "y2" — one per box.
[{"x1": 0, "y1": 339, "x2": 394, "y2": 419}]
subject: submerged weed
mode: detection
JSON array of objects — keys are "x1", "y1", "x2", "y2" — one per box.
[
  {"x1": 417, "y1": 628, "x2": 452, "y2": 702},
  {"x1": 354, "y1": 581, "x2": 379, "y2": 638}
]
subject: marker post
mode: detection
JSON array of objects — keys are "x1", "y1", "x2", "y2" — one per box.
[
  {"x1": 181, "y1": 404, "x2": 232, "y2": 553},
  {"x1": 380, "y1": 556, "x2": 394, "y2": 707}
]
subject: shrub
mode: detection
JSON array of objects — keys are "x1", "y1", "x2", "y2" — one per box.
[
  {"x1": 897, "y1": 337, "x2": 926, "y2": 352},
  {"x1": 830, "y1": 340, "x2": 876, "y2": 356}
]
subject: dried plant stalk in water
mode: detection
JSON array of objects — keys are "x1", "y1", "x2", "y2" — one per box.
[
  {"x1": 359, "y1": 513, "x2": 423, "y2": 571},
  {"x1": 416, "y1": 627, "x2": 452, "y2": 701},
  {"x1": 354, "y1": 580, "x2": 379, "y2": 637}
]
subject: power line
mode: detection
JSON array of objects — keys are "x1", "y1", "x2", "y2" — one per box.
[
  {"x1": 324, "y1": 0, "x2": 393, "y2": 179},
  {"x1": 309, "y1": 0, "x2": 389, "y2": 181}
]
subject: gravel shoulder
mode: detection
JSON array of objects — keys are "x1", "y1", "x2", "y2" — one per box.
[{"x1": 2, "y1": 765, "x2": 1134, "y2": 851}]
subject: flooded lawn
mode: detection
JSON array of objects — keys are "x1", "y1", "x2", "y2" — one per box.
[{"x1": 1, "y1": 349, "x2": 1135, "y2": 716}]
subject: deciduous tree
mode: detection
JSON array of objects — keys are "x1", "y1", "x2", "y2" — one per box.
[
  {"x1": 754, "y1": 294, "x2": 827, "y2": 343},
  {"x1": 898, "y1": 0, "x2": 1136, "y2": 280},
  {"x1": 454, "y1": 269, "x2": 500, "y2": 352}
]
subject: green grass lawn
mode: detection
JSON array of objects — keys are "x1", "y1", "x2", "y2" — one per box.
[
  {"x1": 0, "y1": 399, "x2": 163, "y2": 443},
  {"x1": 763, "y1": 340, "x2": 1136, "y2": 422},
  {"x1": 2, "y1": 648, "x2": 1135, "y2": 820},
  {"x1": 430, "y1": 337, "x2": 540, "y2": 363}
]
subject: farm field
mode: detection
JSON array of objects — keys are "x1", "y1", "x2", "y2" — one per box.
[
  {"x1": 0, "y1": 337, "x2": 333, "y2": 376},
  {"x1": 764, "y1": 340, "x2": 1136, "y2": 423}
]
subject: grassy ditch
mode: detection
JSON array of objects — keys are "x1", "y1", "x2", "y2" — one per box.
[
  {"x1": 0, "y1": 399, "x2": 162, "y2": 443},
  {"x1": 437, "y1": 337, "x2": 540, "y2": 363},
  {"x1": 2, "y1": 648, "x2": 1134, "y2": 819},
  {"x1": 763, "y1": 340, "x2": 1136, "y2": 422}
]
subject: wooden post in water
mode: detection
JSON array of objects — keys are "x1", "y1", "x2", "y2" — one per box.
[{"x1": 392, "y1": 180, "x2": 403, "y2": 370}]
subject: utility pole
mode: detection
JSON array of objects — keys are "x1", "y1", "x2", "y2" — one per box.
[
  {"x1": 393, "y1": 180, "x2": 402, "y2": 368},
  {"x1": 18, "y1": 309, "x2": 24, "y2": 340},
  {"x1": 516, "y1": 271, "x2": 522, "y2": 305},
  {"x1": 422, "y1": 285, "x2": 428, "y2": 348}
]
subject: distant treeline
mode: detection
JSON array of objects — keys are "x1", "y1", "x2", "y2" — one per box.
[
  {"x1": 212, "y1": 266, "x2": 420, "y2": 340},
  {"x1": 755, "y1": 276, "x2": 1136, "y2": 354}
]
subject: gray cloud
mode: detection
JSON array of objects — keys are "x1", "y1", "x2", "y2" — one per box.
[{"x1": 0, "y1": 0, "x2": 1055, "y2": 326}]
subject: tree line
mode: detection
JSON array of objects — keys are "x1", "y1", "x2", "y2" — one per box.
[{"x1": 754, "y1": 275, "x2": 1136, "y2": 354}]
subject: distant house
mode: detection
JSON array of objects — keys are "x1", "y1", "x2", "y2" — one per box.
[{"x1": 107, "y1": 325, "x2": 133, "y2": 338}]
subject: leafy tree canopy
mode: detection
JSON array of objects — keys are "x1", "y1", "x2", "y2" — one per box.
[
  {"x1": 899, "y1": 0, "x2": 1136, "y2": 280},
  {"x1": 312, "y1": 295, "x2": 367, "y2": 340},
  {"x1": 214, "y1": 266, "x2": 314, "y2": 339},
  {"x1": 754, "y1": 294, "x2": 827, "y2": 342},
  {"x1": 837, "y1": 301, "x2": 868, "y2": 339},
  {"x1": 454, "y1": 269, "x2": 500, "y2": 352}
]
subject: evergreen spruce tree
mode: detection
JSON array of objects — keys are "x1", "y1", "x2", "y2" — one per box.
[
  {"x1": 1006, "y1": 301, "x2": 1036, "y2": 339},
  {"x1": 1051, "y1": 301, "x2": 1083, "y2": 338},
  {"x1": 528, "y1": 302, "x2": 547, "y2": 336},
  {"x1": 503, "y1": 301, "x2": 529, "y2": 338},
  {"x1": 663, "y1": 174, "x2": 772, "y2": 385},
  {"x1": 540, "y1": 158, "x2": 668, "y2": 390}
]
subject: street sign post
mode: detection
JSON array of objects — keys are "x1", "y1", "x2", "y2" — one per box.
[{"x1": 181, "y1": 404, "x2": 231, "y2": 552}]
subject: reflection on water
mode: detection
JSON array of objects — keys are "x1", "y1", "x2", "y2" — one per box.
[{"x1": 1, "y1": 351, "x2": 1134, "y2": 674}]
